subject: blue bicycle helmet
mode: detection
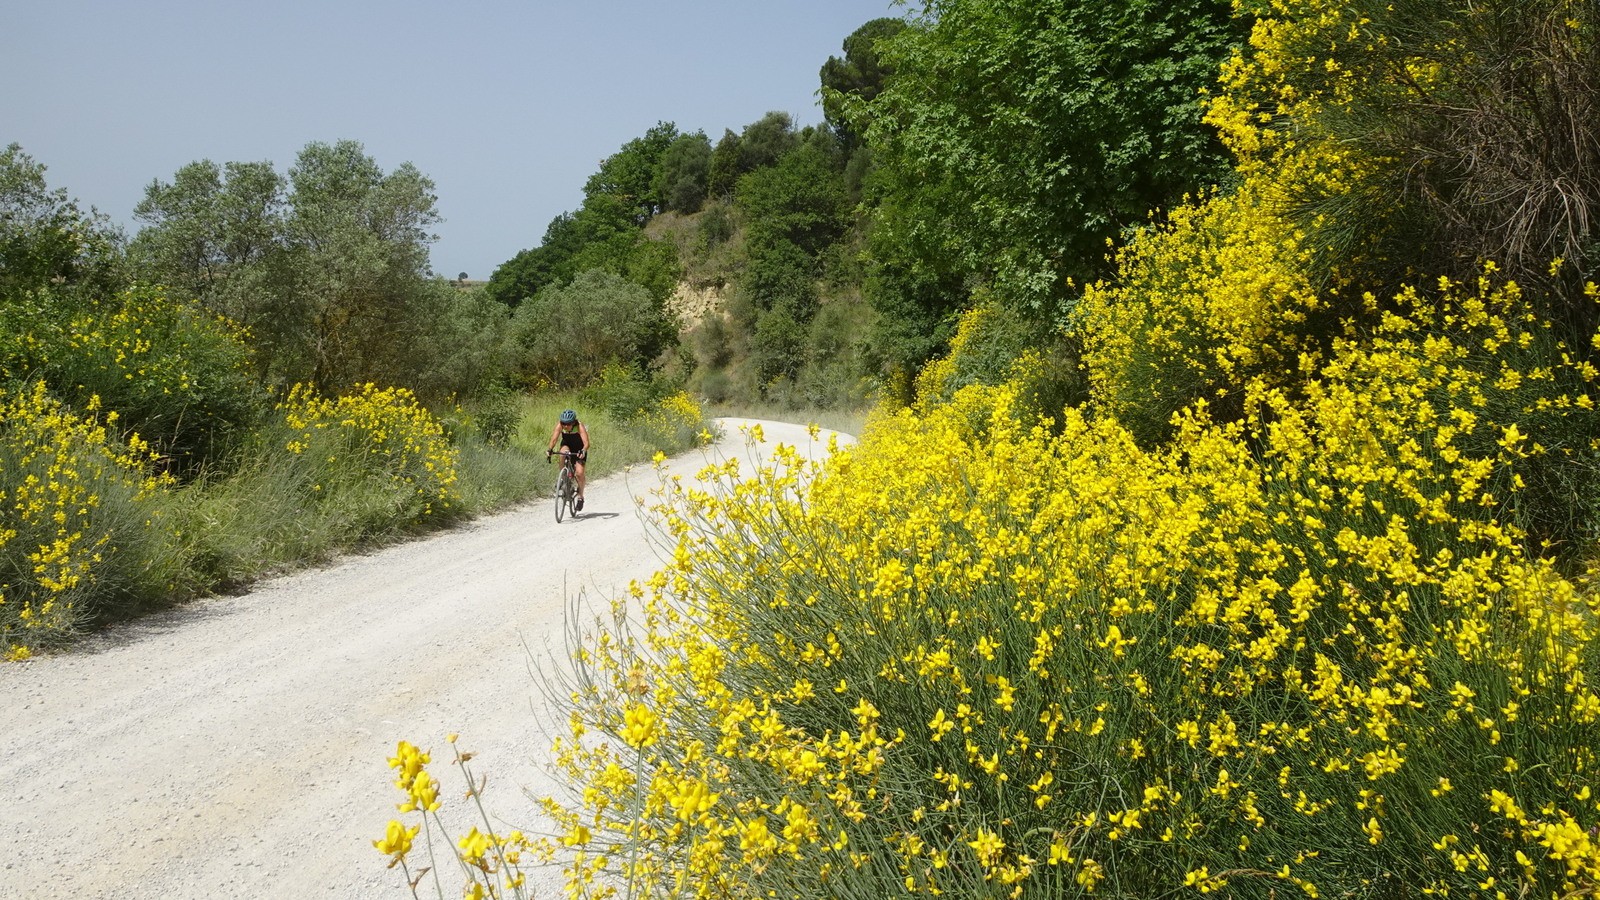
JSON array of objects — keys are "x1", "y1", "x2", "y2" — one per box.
[{"x1": 560, "y1": 409, "x2": 578, "y2": 424}]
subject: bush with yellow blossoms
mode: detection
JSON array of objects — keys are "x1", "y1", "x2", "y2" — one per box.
[
  {"x1": 0, "y1": 382, "x2": 174, "y2": 659},
  {"x1": 625, "y1": 391, "x2": 716, "y2": 455},
  {"x1": 1076, "y1": 182, "x2": 1325, "y2": 447},
  {"x1": 379, "y1": 0, "x2": 1600, "y2": 896},
  {"x1": 3, "y1": 285, "x2": 261, "y2": 477},
  {"x1": 520, "y1": 270, "x2": 1599, "y2": 897},
  {"x1": 270, "y1": 382, "x2": 460, "y2": 534},
  {"x1": 375, "y1": 738, "x2": 552, "y2": 899}
]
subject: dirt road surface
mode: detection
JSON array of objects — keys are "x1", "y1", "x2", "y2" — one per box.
[{"x1": 0, "y1": 419, "x2": 846, "y2": 900}]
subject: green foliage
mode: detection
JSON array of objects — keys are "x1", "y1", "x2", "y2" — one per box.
[
  {"x1": 584, "y1": 121, "x2": 680, "y2": 224},
  {"x1": 486, "y1": 212, "x2": 586, "y2": 307},
  {"x1": 820, "y1": 17, "x2": 907, "y2": 152},
  {"x1": 467, "y1": 382, "x2": 520, "y2": 449},
  {"x1": 489, "y1": 123, "x2": 688, "y2": 326},
  {"x1": 751, "y1": 305, "x2": 806, "y2": 387},
  {"x1": 581, "y1": 361, "x2": 662, "y2": 422},
  {"x1": 130, "y1": 140, "x2": 448, "y2": 395},
  {"x1": 706, "y1": 112, "x2": 801, "y2": 202},
  {"x1": 396, "y1": 281, "x2": 516, "y2": 402},
  {"x1": 707, "y1": 129, "x2": 742, "y2": 200},
  {"x1": 577, "y1": 361, "x2": 715, "y2": 458},
  {"x1": 0, "y1": 143, "x2": 125, "y2": 303},
  {"x1": 654, "y1": 131, "x2": 713, "y2": 214},
  {"x1": 511, "y1": 269, "x2": 672, "y2": 388},
  {"x1": 27, "y1": 285, "x2": 264, "y2": 475},
  {"x1": 697, "y1": 201, "x2": 736, "y2": 248},
  {"x1": 742, "y1": 241, "x2": 818, "y2": 318},
  {"x1": 736, "y1": 144, "x2": 849, "y2": 260},
  {"x1": 784, "y1": 294, "x2": 880, "y2": 409},
  {"x1": 130, "y1": 158, "x2": 284, "y2": 305},
  {"x1": 860, "y1": 259, "x2": 964, "y2": 400},
  {"x1": 858, "y1": 0, "x2": 1243, "y2": 312},
  {"x1": 278, "y1": 140, "x2": 442, "y2": 390},
  {"x1": 736, "y1": 111, "x2": 800, "y2": 174}
]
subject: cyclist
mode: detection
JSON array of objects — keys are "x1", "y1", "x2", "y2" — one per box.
[{"x1": 547, "y1": 408, "x2": 590, "y2": 511}]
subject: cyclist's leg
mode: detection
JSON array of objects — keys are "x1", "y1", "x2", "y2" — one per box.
[{"x1": 575, "y1": 460, "x2": 586, "y2": 497}]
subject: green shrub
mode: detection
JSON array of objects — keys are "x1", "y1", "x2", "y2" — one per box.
[
  {"x1": 581, "y1": 361, "x2": 662, "y2": 422},
  {"x1": 752, "y1": 306, "x2": 807, "y2": 388},
  {"x1": 42, "y1": 285, "x2": 264, "y2": 475},
  {"x1": 469, "y1": 382, "x2": 521, "y2": 449},
  {"x1": 510, "y1": 268, "x2": 672, "y2": 388}
]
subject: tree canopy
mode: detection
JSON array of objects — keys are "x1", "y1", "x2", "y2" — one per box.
[
  {"x1": 131, "y1": 140, "x2": 451, "y2": 392},
  {"x1": 858, "y1": 0, "x2": 1244, "y2": 314}
]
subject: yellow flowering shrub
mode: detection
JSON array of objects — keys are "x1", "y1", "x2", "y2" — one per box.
[
  {"x1": 485, "y1": 274, "x2": 1597, "y2": 899},
  {"x1": 1078, "y1": 0, "x2": 1415, "y2": 448},
  {"x1": 917, "y1": 298, "x2": 1086, "y2": 435},
  {"x1": 1078, "y1": 183, "x2": 1323, "y2": 444},
  {"x1": 627, "y1": 391, "x2": 715, "y2": 453},
  {"x1": 1210, "y1": 0, "x2": 1600, "y2": 297},
  {"x1": 1203, "y1": 0, "x2": 1381, "y2": 205},
  {"x1": 1, "y1": 382, "x2": 172, "y2": 658},
  {"x1": 272, "y1": 383, "x2": 459, "y2": 527},
  {"x1": 3, "y1": 285, "x2": 260, "y2": 475},
  {"x1": 378, "y1": 2, "x2": 1600, "y2": 896}
]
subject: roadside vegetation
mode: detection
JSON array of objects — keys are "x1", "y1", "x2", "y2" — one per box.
[
  {"x1": 378, "y1": 0, "x2": 1600, "y2": 897},
  {"x1": 1, "y1": 140, "x2": 710, "y2": 659}
]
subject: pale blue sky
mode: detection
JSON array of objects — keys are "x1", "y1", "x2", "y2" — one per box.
[{"x1": 3, "y1": 0, "x2": 901, "y2": 280}]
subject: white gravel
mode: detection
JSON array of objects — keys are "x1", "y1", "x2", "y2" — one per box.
[{"x1": 0, "y1": 419, "x2": 846, "y2": 900}]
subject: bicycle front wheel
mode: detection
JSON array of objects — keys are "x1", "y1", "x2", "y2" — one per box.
[{"x1": 554, "y1": 468, "x2": 571, "y2": 523}]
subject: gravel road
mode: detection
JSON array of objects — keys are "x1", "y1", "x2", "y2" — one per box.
[{"x1": 0, "y1": 419, "x2": 845, "y2": 900}]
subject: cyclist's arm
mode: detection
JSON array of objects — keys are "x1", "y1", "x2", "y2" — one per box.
[
  {"x1": 547, "y1": 423, "x2": 560, "y2": 453},
  {"x1": 579, "y1": 422, "x2": 591, "y2": 457}
]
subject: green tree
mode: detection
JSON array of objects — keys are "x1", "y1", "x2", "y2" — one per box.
[
  {"x1": 584, "y1": 121, "x2": 680, "y2": 224},
  {"x1": 131, "y1": 140, "x2": 447, "y2": 393},
  {"x1": 859, "y1": 0, "x2": 1243, "y2": 313},
  {"x1": 707, "y1": 129, "x2": 742, "y2": 200},
  {"x1": 653, "y1": 131, "x2": 713, "y2": 214},
  {"x1": 0, "y1": 143, "x2": 123, "y2": 304},
  {"x1": 737, "y1": 144, "x2": 849, "y2": 260},
  {"x1": 485, "y1": 213, "x2": 584, "y2": 307},
  {"x1": 737, "y1": 111, "x2": 798, "y2": 173},
  {"x1": 489, "y1": 178, "x2": 682, "y2": 314},
  {"x1": 820, "y1": 17, "x2": 908, "y2": 152},
  {"x1": 130, "y1": 159, "x2": 283, "y2": 309},
  {"x1": 751, "y1": 304, "x2": 805, "y2": 386},
  {"x1": 278, "y1": 139, "x2": 442, "y2": 390},
  {"x1": 510, "y1": 268, "x2": 672, "y2": 387}
]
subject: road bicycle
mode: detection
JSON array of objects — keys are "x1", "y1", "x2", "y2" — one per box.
[{"x1": 547, "y1": 448, "x2": 583, "y2": 522}]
